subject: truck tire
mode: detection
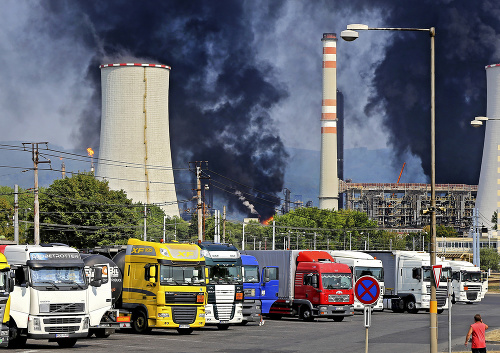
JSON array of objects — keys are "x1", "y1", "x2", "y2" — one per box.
[
  {"x1": 392, "y1": 298, "x2": 405, "y2": 313},
  {"x1": 8, "y1": 322, "x2": 26, "y2": 348},
  {"x1": 132, "y1": 309, "x2": 151, "y2": 334},
  {"x1": 177, "y1": 327, "x2": 194, "y2": 335},
  {"x1": 56, "y1": 338, "x2": 77, "y2": 348},
  {"x1": 437, "y1": 309, "x2": 444, "y2": 314},
  {"x1": 299, "y1": 306, "x2": 313, "y2": 322},
  {"x1": 217, "y1": 324, "x2": 230, "y2": 330},
  {"x1": 95, "y1": 329, "x2": 111, "y2": 338},
  {"x1": 332, "y1": 316, "x2": 344, "y2": 322},
  {"x1": 269, "y1": 314, "x2": 282, "y2": 320},
  {"x1": 406, "y1": 298, "x2": 419, "y2": 314}
]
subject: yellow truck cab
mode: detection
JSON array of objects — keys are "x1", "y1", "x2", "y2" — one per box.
[{"x1": 114, "y1": 239, "x2": 206, "y2": 334}]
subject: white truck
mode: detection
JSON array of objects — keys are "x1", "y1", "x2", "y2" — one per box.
[
  {"x1": 198, "y1": 242, "x2": 244, "y2": 329},
  {"x1": 366, "y1": 251, "x2": 451, "y2": 314},
  {"x1": 481, "y1": 271, "x2": 488, "y2": 299},
  {"x1": 448, "y1": 260, "x2": 482, "y2": 304},
  {"x1": 1, "y1": 244, "x2": 108, "y2": 348},
  {"x1": 328, "y1": 250, "x2": 384, "y2": 311}
]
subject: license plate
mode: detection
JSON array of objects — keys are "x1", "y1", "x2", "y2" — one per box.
[
  {"x1": 56, "y1": 334, "x2": 69, "y2": 338},
  {"x1": 179, "y1": 325, "x2": 190, "y2": 329},
  {"x1": 334, "y1": 306, "x2": 344, "y2": 311},
  {"x1": 219, "y1": 321, "x2": 229, "y2": 324}
]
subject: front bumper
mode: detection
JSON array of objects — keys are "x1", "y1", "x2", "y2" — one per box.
[
  {"x1": 242, "y1": 299, "x2": 262, "y2": 322},
  {"x1": 315, "y1": 304, "x2": 354, "y2": 317},
  {"x1": 28, "y1": 314, "x2": 89, "y2": 339}
]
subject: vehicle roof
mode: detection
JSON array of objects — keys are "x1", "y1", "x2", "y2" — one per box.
[
  {"x1": 241, "y1": 254, "x2": 258, "y2": 266},
  {"x1": 329, "y1": 250, "x2": 375, "y2": 260},
  {"x1": 198, "y1": 242, "x2": 239, "y2": 251}
]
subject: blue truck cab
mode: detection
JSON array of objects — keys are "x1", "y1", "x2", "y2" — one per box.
[{"x1": 241, "y1": 254, "x2": 279, "y2": 324}]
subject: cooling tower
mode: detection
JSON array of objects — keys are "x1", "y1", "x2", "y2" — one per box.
[
  {"x1": 96, "y1": 63, "x2": 179, "y2": 217},
  {"x1": 475, "y1": 63, "x2": 500, "y2": 227},
  {"x1": 318, "y1": 33, "x2": 339, "y2": 210}
]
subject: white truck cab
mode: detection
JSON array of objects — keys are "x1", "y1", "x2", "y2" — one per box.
[
  {"x1": 1, "y1": 244, "x2": 105, "y2": 348},
  {"x1": 328, "y1": 251, "x2": 384, "y2": 311},
  {"x1": 448, "y1": 260, "x2": 482, "y2": 303}
]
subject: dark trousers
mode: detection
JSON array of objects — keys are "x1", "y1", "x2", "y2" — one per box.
[{"x1": 472, "y1": 348, "x2": 486, "y2": 353}]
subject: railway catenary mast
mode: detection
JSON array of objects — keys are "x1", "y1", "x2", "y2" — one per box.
[
  {"x1": 97, "y1": 63, "x2": 179, "y2": 217},
  {"x1": 319, "y1": 33, "x2": 339, "y2": 210},
  {"x1": 475, "y1": 64, "x2": 500, "y2": 228}
]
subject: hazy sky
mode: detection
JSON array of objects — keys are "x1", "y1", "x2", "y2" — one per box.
[{"x1": 1, "y1": 0, "x2": 498, "y2": 216}]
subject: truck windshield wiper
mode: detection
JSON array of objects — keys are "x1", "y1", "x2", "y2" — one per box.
[
  {"x1": 36, "y1": 281, "x2": 59, "y2": 290},
  {"x1": 60, "y1": 280, "x2": 84, "y2": 289}
]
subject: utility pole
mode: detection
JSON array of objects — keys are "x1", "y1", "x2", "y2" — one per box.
[
  {"x1": 23, "y1": 142, "x2": 49, "y2": 245},
  {"x1": 223, "y1": 206, "x2": 226, "y2": 243},
  {"x1": 143, "y1": 204, "x2": 147, "y2": 241},
  {"x1": 14, "y1": 184, "x2": 19, "y2": 245},
  {"x1": 197, "y1": 166, "x2": 202, "y2": 244}
]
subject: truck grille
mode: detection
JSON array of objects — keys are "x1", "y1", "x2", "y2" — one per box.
[
  {"x1": 172, "y1": 306, "x2": 196, "y2": 324},
  {"x1": 329, "y1": 295, "x2": 350, "y2": 303},
  {"x1": 47, "y1": 303, "x2": 85, "y2": 313},
  {"x1": 214, "y1": 304, "x2": 235, "y2": 321},
  {"x1": 43, "y1": 318, "x2": 81, "y2": 325},
  {"x1": 165, "y1": 292, "x2": 197, "y2": 304},
  {"x1": 45, "y1": 326, "x2": 79, "y2": 333},
  {"x1": 466, "y1": 292, "x2": 478, "y2": 300},
  {"x1": 436, "y1": 287, "x2": 447, "y2": 307}
]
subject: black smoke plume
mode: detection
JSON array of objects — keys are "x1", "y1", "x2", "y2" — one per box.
[{"x1": 37, "y1": 1, "x2": 289, "y2": 218}]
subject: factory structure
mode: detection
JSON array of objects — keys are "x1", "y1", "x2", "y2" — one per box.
[{"x1": 96, "y1": 63, "x2": 179, "y2": 217}]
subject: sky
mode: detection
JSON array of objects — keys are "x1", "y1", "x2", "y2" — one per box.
[{"x1": 1, "y1": 0, "x2": 498, "y2": 218}]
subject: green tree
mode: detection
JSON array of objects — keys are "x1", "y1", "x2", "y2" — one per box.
[
  {"x1": 38, "y1": 173, "x2": 143, "y2": 248},
  {"x1": 480, "y1": 247, "x2": 500, "y2": 271}
]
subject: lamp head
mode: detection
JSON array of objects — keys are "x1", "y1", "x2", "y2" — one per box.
[
  {"x1": 340, "y1": 30, "x2": 359, "y2": 41},
  {"x1": 470, "y1": 120, "x2": 483, "y2": 128}
]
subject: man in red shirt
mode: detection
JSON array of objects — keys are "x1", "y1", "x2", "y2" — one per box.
[{"x1": 465, "y1": 314, "x2": 488, "y2": 353}]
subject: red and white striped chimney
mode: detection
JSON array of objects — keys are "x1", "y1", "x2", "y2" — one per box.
[{"x1": 319, "y1": 33, "x2": 339, "y2": 210}]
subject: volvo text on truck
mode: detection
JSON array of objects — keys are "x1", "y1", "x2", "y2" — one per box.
[
  {"x1": 0, "y1": 244, "x2": 104, "y2": 348},
  {"x1": 328, "y1": 250, "x2": 384, "y2": 311},
  {"x1": 448, "y1": 260, "x2": 482, "y2": 304},
  {"x1": 245, "y1": 250, "x2": 354, "y2": 322},
  {"x1": 366, "y1": 250, "x2": 451, "y2": 314},
  {"x1": 113, "y1": 239, "x2": 207, "y2": 334},
  {"x1": 240, "y1": 254, "x2": 279, "y2": 324},
  {"x1": 198, "y1": 242, "x2": 243, "y2": 329}
]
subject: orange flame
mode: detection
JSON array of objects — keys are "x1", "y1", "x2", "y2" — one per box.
[
  {"x1": 87, "y1": 147, "x2": 94, "y2": 157},
  {"x1": 262, "y1": 216, "x2": 274, "y2": 225}
]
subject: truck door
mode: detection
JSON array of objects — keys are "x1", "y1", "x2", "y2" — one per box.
[
  {"x1": 303, "y1": 273, "x2": 320, "y2": 304},
  {"x1": 87, "y1": 264, "x2": 111, "y2": 326},
  {"x1": 261, "y1": 267, "x2": 279, "y2": 314}
]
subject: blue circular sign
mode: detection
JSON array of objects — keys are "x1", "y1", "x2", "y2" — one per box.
[{"x1": 354, "y1": 275, "x2": 380, "y2": 305}]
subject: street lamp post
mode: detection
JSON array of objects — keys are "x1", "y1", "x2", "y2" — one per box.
[{"x1": 341, "y1": 23, "x2": 437, "y2": 353}]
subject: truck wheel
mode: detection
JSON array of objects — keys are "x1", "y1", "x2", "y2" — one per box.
[
  {"x1": 269, "y1": 314, "x2": 282, "y2": 320},
  {"x1": 300, "y1": 307, "x2": 313, "y2": 322},
  {"x1": 392, "y1": 298, "x2": 405, "y2": 313},
  {"x1": 177, "y1": 327, "x2": 194, "y2": 335},
  {"x1": 437, "y1": 309, "x2": 444, "y2": 314},
  {"x1": 406, "y1": 299, "x2": 419, "y2": 314},
  {"x1": 332, "y1": 316, "x2": 344, "y2": 322},
  {"x1": 56, "y1": 338, "x2": 78, "y2": 348},
  {"x1": 132, "y1": 309, "x2": 151, "y2": 334},
  {"x1": 95, "y1": 329, "x2": 111, "y2": 338},
  {"x1": 8, "y1": 323, "x2": 26, "y2": 348},
  {"x1": 217, "y1": 324, "x2": 230, "y2": 330}
]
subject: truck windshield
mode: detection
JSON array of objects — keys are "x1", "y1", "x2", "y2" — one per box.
[
  {"x1": 243, "y1": 265, "x2": 259, "y2": 283},
  {"x1": 207, "y1": 265, "x2": 242, "y2": 285},
  {"x1": 30, "y1": 267, "x2": 86, "y2": 287},
  {"x1": 322, "y1": 273, "x2": 352, "y2": 290},
  {"x1": 354, "y1": 267, "x2": 384, "y2": 282},
  {"x1": 462, "y1": 272, "x2": 481, "y2": 282},
  {"x1": 160, "y1": 265, "x2": 206, "y2": 286}
]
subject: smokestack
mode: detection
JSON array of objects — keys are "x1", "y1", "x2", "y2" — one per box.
[
  {"x1": 475, "y1": 64, "x2": 500, "y2": 227},
  {"x1": 96, "y1": 63, "x2": 179, "y2": 217},
  {"x1": 319, "y1": 33, "x2": 339, "y2": 210}
]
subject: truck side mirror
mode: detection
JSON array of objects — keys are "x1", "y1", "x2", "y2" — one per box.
[
  {"x1": 263, "y1": 268, "x2": 270, "y2": 283},
  {"x1": 90, "y1": 266, "x2": 103, "y2": 287},
  {"x1": 412, "y1": 268, "x2": 421, "y2": 281},
  {"x1": 7, "y1": 278, "x2": 13, "y2": 292},
  {"x1": 205, "y1": 268, "x2": 209, "y2": 284},
  {"x1": 144, "y1": 264, "x2": 157, "y2": 283},
  {"x1": 312, "y1": 274, "x2": 318, "y2": 288}
]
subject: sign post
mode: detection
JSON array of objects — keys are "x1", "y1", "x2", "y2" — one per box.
[{"x1": 355, "y1": 276, "x2": 381, "y2": 353}]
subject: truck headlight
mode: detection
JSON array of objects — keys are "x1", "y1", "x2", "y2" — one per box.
[
  {"x1": 83, "y1": 317, "x2": 89, "y2": 330},
  {"x1": 261, "y1": 289, "x2": 265, "y2": 296},
  {"x1": 33, "y1": 318, "x2": 41, "y2": 331}
]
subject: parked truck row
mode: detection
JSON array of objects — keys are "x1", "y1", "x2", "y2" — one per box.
[{"x1": 0, "y1": 241, "x2": 488, "y2": 348}]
